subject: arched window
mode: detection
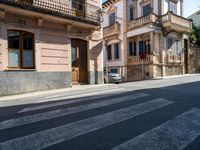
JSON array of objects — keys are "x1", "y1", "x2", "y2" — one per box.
[{"x1": 8, "y1": 30, "x2": 34, "y2": 69}]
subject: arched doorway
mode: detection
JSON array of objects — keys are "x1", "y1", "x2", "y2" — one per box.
[{"x1": 71, "y1": 39, "x2": 88, "y2": 84}]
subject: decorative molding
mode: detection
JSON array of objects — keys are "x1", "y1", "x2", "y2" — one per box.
[
  {"x1": 16, "y1": 16, "x2": 26, "y2": 28},
  {"x1": 102, "y1": 0, "x2": 119, "y2": 9},
  {"x1": 37, "y1": 17, "x2": 43, "y2": 27},
  {"x1": 107, "y1": 5, "x2": 117, "y2": 14},
  {"x1": 65, "y1": 24, "x2": 72, "y2": 31},
  {"x1": 0, "y1": 9, "x2": 5, "y2": 20}
]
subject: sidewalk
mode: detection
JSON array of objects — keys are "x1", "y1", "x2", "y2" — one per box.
[
  {"x1": 0, "y1": 74, "x2": 199, "y2": 102},
  {"x1": 0, "y1": 84, "x2": 117, "y2": 102},
  {"x1": 153, "y1": 73, "x2": 200, "y2": 80}
]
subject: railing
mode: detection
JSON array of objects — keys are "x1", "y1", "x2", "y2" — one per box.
[
  {"x1": 166, "y1": 54, "x2": 183, "y2": 63},
  {"x1": 0, "y1": 0, "x2": 101, "y2": 25},
  {"x1": 128, "y1": 55, "x2": 151, "y2": 65},
  {"x1": 103, "y1": 22, "x2": 120, "y2": 38},
  {"x1": 128, "y1": 13, "x2": 158, "y2": 29},
  {"x1": 127, "y1": 53, "x2": 184, "y2": 65},
  {"x1": 153, "y1": 53, "x2": 161, "y2": 64},
  {"x1": 161, "y1": 12, "x2": 192, "y2": 30}
]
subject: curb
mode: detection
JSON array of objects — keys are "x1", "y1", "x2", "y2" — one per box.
[
  {"x1": 0, "y1": 84, "x2": 118, "y2": 102},
  {"x1": 153, "y1": 74, "x2": 200, "y2": 80}
]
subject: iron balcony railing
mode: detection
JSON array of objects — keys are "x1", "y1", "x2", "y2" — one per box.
[{"x1": 0, "y1": 0, "x2": 101, "y2": 25}]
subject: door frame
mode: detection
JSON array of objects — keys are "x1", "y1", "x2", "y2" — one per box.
[{"x1": 71, "y1": 39, "x2": 88, "y2": 84}]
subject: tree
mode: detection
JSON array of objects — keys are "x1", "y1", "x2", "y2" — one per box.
[{"x1": 190, "y1": 24, "x2": 200, "y2": 45}]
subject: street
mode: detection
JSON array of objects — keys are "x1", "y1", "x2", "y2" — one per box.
[{"x1": 0, "y1": 75, "x2": 200, "y2": 150}]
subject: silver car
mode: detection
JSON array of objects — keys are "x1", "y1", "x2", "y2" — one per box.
[{"x1": 104, "y1": 72, "x2": 123, "y2": 84}]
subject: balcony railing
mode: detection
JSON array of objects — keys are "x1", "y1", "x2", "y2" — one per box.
[
  {"x1": 161, "y1": 12, "x2": 192, "y2": 32},
  {"x1": 103, "y1": 22, "x2": 120, "y2": 38},
  {"x1": 166, "y1": 54, "x2": 183, "y2": 63},
  {"x1": 127, "y1": 53, "x2": 183, "y2": 65},
  {"x1": 0, "y1": 0, "x2": 101, "y2": 25},
  {"x1": 128, "y1": 13, "x2": 158, "y2": 30},
  {"x1": 128, "y1": 55, "x2": 152, "y2": 65}
]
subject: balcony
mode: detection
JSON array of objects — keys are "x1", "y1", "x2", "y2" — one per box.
[
  {"x1": 103, "y1": 22, "x2": 120, "y2": 38},
  {"x1": 0, "y1": 0, "x2": 101, "y2": 25},
  {"x1": 166, "y1": 54, "x2": 184, "y2": 64},
  {"x1": 161, "y1": 12, "x2": 192, "y2": 33},
  {"x1": 127, "y1": 55, "x2": 152, "y2": 65},
  {"x1": 128, "y1": 13, "x2": 158, "y2": 30}
]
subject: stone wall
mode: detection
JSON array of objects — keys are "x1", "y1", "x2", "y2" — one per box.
[
  {"x1": 189, "y1": 44, "x2": 200, "y2": 73},
  {"x1": 0, "y1": 71, "x2": 71, "y2": 96},
  {"x1": 127, "y1": 65, "x2": 151, "y2": 81},
  {"x1": 165, "y1": 65, "x2": 183, "y2": 76},
  {"x1": 154, "y1": 65, "x2": 162, "y2": 77}
]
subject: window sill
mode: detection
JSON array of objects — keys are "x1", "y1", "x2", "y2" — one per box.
[{"x1": 108, "y1": 59, "x2": 121, "y2": 62}]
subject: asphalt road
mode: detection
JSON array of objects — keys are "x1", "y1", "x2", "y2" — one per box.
[{"x1": 0, "y1": 75, "x2": 200, "y2": 150}]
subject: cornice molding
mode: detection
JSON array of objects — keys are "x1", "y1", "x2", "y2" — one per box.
[{"x1": 102, "y1": 0, "x2": 119, "y2": 9}]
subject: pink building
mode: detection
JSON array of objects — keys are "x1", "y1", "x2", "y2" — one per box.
[{"x1": 0, "y1": 0, "x2": 103, "y2": 96}]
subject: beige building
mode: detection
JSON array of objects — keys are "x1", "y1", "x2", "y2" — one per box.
[
  {"x1": 0, "y1": 0, "x2": 103, "y2": 96},
  {"x1": 103, "y1": 0, "x2": 192, "y2": 81}
]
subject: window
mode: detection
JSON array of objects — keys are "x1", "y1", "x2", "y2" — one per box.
[
  {"x1": 175, "y1": 40, "x2": 181, "y2": 54},
  {"x1": 114, "y1": 43, "x2": 120, "y2": 59},
  {"x1": 133, "y1": 42, "x2": 137, "y2": 56},
  {"x1": 128, "y1": 41, "x2": 133, "y2": 56},
  {"x1": 169, "y1": 1, "x2": 177, "y2": 14},
  {"x1": 144, "y1": 40, "x2": 151, "y2": 54},
  {"x1": 129, "y1": 41, "x2": 137, "y2": 56},
  {"x1": 143, "y1": 4, "x2": 151, "y2": 16},
  {"x1": 166, "y1": 37, "x2": 181, "y2": 54},
  {"x1": 109, "y1": 12, "x2": 115, "y2": 26},
  {"x1": 167, "y1": 38, "x2": 173, "y2": 49},
  {"x1": 139, "y1": 41, "x2": 144, "y2": 55},
  {"x1": 71, "y1": 40, "x2": 77, "y2": 67},
  {"x1": 110, "y1": 68, "x2": 118, "y2": 73},
  {"x1": 8, "y1": 30, "x2": 34, "y2": 69},
  {"x1": 107, "y1": 45, "x2": 112, "y2": 60},
  {"x1": 129, "y1": 7, "x2": 134, "y2": 21},
  {"x1": 139, "y1": 40, "x2": 150, "y2": 55}
]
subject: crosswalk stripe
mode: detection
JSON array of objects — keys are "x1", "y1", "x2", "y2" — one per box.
[
  {"x1": 19, "y1": 88, "x2": 125, "y2": 113},
  {"x1": 45, "y1": 87, "x2": 120, "y2": 99},
  {"x1": 36, "y1": 88, "x2": 124, "y2": 103},
  {"x1": 0, "y1": 93, "x2": 149, "y2": 130},
  {"x1": 111, "y1": 108, "x2": 200, "y2": 150},
  {"x1": 0, "y1": 98, "x2": 173, "y2": 150}
]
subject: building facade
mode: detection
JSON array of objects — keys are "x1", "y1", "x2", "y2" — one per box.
[
  {"x1": 103, "y1": 0, "x2": 192, "y2": 81},
  {"x1": 188, "y1": 10, "x2": 200, "y2": 26},
  {"x1": 0, "y1": 0, "x2": 103, "y2": 96}
]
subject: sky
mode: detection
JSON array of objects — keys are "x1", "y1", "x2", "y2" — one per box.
[{"x1": 101, "y1": 0, "x2": 200, "y2": 17}]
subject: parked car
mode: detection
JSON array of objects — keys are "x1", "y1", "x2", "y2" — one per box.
[{"x1": 104, "y1": 72, "x2": 123, "y2": 84}]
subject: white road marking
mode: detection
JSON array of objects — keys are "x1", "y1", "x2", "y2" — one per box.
[
  {"x1": 19, "y1": 88, "x2": 124, "y2": 113},
  {"x1": 36, "y1": 88, "x2": 124, "y2": 103},
  {"x1": 0, "y1": 98, "x2": 173, "y2": 150},
  {"x1": 0, "y1": 93, "x2": 149, "y2": 130},
  {"x1": 45, "y1": 88, "x2": 123, "y2": 99},
  {"x1": 111, "y1": 108, "x2": 200, "y2": 150}
]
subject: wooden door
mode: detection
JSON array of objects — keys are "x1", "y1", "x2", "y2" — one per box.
[
  {"x1": 79, "y1": 40, "x2": 88, "y2": 83},
  {"x1": 71, "y1": 39, "x2": 88, "y2": 84}
]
